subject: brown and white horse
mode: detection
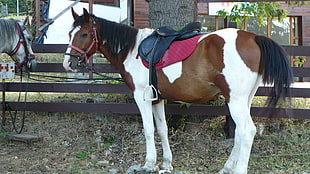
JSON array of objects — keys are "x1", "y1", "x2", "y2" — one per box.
[{"x1": 63, "y1": 8, "x2": 293, "y2": 174}]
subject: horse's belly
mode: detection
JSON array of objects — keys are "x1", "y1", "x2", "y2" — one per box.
[{"x1": 158, "y1": 80, "x2": 222, "y2": 104}]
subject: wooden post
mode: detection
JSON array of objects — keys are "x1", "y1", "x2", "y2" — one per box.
[
  {"x1": 215, "y1": 16, "x2": 219, "y2": 30},
  {"x1": 88, "y1": 0, "x2": 94, "y2": 13},
  {"x1": 88, "y1": 0, "x2": 94, "y2": 79},
  {"x1": 289, "y1": 17, "x2": 294, "y2": 67},
  {"x1": 35, "y1": 0, "x2": 41, "y2": 37},
  {"x1": 194, "y1": 0, "x2": 198, "y2": 21},
  {"x1": 25, "y1": 0, "x2": 28, "y2": 16},
  {"x1": 267, "y1": 18, "x2": 271, "y2": 38},
  {"x1": 2, "y1": 79, "x2": 6, "y2": 126},
  {"x1": 127, "y1": 0, "x2": 133, "y2": 26}
]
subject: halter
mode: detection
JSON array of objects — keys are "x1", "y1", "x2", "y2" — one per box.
[
  {"x1": 7, "y1": 21, "x2": 35, "y2": 70},
  {"x1": 66, "y1": 18, "x2": 99, "y2": 66}
]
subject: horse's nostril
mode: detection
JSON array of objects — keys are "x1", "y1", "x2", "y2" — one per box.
[{"x1": 69, "y1": 61, "x2": 79, "y2": 70}]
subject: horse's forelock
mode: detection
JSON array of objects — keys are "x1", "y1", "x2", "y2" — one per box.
[
  {"x1": 73, "y1": 16, "x2": 85, "y2": 28},
  {"x1": 73, "y1": 14, "x2": 96, "y2": 28}
]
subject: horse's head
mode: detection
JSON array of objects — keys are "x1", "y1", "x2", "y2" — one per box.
[
  {"x1": 11, "y1": 16, "x2": 37, "y2": 72},
  {"x1": 63, "y1": 8, "x2": 98, "y2": 72}
]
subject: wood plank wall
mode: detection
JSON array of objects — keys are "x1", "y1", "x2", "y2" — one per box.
[
  {"x1": 302, "y1": 16, "x2": 310, "y2": 47},
  {"x1": 133, "y1": 0, "x2": 149, "y2": 28},
  {"x1": 74, "y1": 0, "x2": 120, "y2": 7},
  {"x1": 133, "y1": 1, "x2": 310, "y2": 48}
]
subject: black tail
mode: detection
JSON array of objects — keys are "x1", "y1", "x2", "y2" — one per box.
[{"x1": 254, "y1": 36, "x2": 293, "y2": 107}]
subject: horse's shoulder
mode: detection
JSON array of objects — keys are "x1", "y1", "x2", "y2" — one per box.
[
  {"x1": 138, "y1": 28, "x2": 153, "y2": 35},
  {"x1": 136, "y1": 28, "x2": 154, "y2": 43}
]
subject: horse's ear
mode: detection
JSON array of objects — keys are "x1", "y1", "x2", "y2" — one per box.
[
  {"x1": 71, "y1": 8, "x2": 79, "y2": 20},
  {"x1": 83, "y1": 8, "x2": 91, "y2": 23},
  {"x1": 22, "y1": 16, "x2": 29, "y2": 26}
]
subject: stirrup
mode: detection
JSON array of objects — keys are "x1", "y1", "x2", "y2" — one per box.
[{"x1": 143, "y1": 84, "x2": 158, "y2": 101}]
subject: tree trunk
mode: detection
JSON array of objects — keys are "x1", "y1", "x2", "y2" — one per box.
[{"x1": 147, "y1": 0, "x2": 196, "y2": 29}]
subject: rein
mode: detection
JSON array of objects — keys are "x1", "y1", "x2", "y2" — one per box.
[
  {"x1": 1, "y1": 71, "x2": 28, "y2": 134},
  {"x1": 66, "y1": 21, "x2": 99, "y2": 65},
  {"x1": 7, "y1": 21, "x2": 35, "y2": 69},
  {"x1": 1, "y1": 21, "x2": 36, "y2": 134}
]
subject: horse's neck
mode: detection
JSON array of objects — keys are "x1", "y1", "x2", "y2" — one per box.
[
  {"x1": 99, "y1": 28, "x2": 153, "y2": 67},
  {"x1": 136, "y1": 28, "x2": 154, "y2": 44},
  {"x1": 0, "y1": 23, "x2": 19, "y2": 54}
]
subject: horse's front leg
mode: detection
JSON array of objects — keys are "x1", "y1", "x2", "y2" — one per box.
[
  {"x1": 134, "y1": 90, "x2": 158, "y2": 172},
  {"x1": 153, "y1": 100, "x2": 173, "y2": 172}
]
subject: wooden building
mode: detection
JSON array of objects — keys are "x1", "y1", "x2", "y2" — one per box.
[
  {"x1": 32, "y1": 0, "x2": 309, "y2": 68},
  {"x1": 132, "y1": 0, "x2": 310, "y2": 69},
  {"x1": 33, "y1": 0, "x2": 310, "y2": 46},
  {"x1": 32, "y1": 0, "x2": 120, "y2": 37},
  {"x1": 133, "y1": 1, "x2": 310, "y2": 46}
]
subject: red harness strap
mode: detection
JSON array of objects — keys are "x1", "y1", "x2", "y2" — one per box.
[
  {"x1": 68, "y1": 27, "x2": 99, "y2": 63},
  {"x1": 8, "y1": 22, "x2": 35, "y2": 69}
]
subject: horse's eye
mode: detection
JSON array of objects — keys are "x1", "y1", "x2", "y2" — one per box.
[
  {"x1": 81, "y1": 33, "x2": 88, "y2": 38},
  {"x1": 27, "y1": 37, "x2": 33, "y2": 42}
]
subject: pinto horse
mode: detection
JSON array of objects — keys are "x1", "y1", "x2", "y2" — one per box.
[
  {"x1": 63, "y1": 8, "x2": 293, "y2": 174},
  {"x1": 0, "y1": 17, "x2": 36, "y2": 71}
]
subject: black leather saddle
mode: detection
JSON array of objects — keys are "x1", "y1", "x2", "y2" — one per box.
[
  {"x1": 138, "y1": 22, "x2": 202, "y2": 65},
  {"x1": 138, "y1": 22, "x2": 202, "y2": 101}
]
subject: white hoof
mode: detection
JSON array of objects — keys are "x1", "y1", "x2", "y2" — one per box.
[
  {"x1": 158, "y1": 169, "x2": 171, "y2": 174},
  {"x1": 127, "y1": 164, "x2": 157, "y2": 174},
  {"x1": 219, "y1": 168, "x2": 232, "y2": 174}
]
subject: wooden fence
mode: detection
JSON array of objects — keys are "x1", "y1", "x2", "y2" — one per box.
[{"x1": 1, "y1": 44, "x2": 310, "y2": 120}]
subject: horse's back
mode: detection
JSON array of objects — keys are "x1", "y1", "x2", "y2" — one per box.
[{"x1": 157, "y1": 28, "x2": 262, "y2": 103}]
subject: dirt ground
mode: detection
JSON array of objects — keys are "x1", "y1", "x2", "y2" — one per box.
[{"x1": 0, "y1": 111, "x2": 309, "y2": 174}]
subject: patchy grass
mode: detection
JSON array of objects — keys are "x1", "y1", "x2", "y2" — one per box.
[
  {"x1": 252, "y1": 96, "x2": 310, "y2": 109},
  {"x1": 0, "y1": 112, "x2": 309, "y2": 173}
]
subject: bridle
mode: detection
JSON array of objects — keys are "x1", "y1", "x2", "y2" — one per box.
[
  {"x1": 66, "y1": 18, "x2": 99, "y2": 66},
  {"x1": 7, "y1": 21, "x2": 35, "y2": 70}
]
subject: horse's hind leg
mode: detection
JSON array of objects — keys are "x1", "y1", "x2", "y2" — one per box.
[
  {"x1": 220, "y1": 96, "x2": 256, "y2": 174},
  {"x1": 153, "y1": 100, "x2": 173, "y2": 172},
  {"x1": 221, "y1": 77, "x2": 261, "y2": 173}
]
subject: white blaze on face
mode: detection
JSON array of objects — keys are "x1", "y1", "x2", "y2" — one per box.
[{"x1": 63, "y1": 27, "x2": 80, "y2": 71}]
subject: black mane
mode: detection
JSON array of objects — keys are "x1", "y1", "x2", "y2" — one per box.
[{"x1": 73, "y1": 14, "x2": 139, "y2": 59}]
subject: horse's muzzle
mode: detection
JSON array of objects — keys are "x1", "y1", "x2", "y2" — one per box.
[
  {"x1": 20, "y1": 55, "x2": 36, "y2": 72},
  {"x1": 65, "y1": 52, "x2": 86, "y2": 70},
  {"x1": 27, "y1": 56, "x2": 37, "y2": 72}
]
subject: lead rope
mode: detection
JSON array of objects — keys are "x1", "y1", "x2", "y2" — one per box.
[{"x1": 1, "y1": 71, "x2": 27, "y2": 134}]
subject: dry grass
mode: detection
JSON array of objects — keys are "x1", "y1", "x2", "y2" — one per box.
[{"x1": 0, "y1": 111, "x2": 309, "y2": 174}]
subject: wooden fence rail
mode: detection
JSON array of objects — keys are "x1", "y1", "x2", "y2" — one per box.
[{"x1": 1, "y1": 44, "x2": 310, "y2": 120}]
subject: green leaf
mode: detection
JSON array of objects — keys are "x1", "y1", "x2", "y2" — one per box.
[{"x1": 220, "y1": 2, "x2": 288, "y2": 29}]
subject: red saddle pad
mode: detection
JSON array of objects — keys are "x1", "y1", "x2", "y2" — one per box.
[{"x1": 142, "y1": 35, "x2": 203, "y2": 70}]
